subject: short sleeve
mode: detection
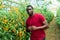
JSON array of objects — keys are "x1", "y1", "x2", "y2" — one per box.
[{"x1": 39, "y1": 14, "x2": 46, "y2": 23}]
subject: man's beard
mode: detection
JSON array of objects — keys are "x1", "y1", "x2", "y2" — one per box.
[{"x1": 28, "y1": 12, "x2": 33, "y2": 16}]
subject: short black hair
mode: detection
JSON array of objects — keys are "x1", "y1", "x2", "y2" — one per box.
[{"x1": 26, "y1": 5, "x2": 33, "y2": 10}]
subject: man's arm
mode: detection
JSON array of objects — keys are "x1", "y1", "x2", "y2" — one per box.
[
  {"x1": 37, "y1": 20, "x2": 49, "y2": 29},
  {"x1": 32, "y1": 20, "x2": 49, "y2": 30}
]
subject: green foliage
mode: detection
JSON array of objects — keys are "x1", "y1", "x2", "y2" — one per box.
[
  {"x1": 58, "y1": 0, "x2": 60, "y2": 2},
  {"x1": 34, "y1": 7, "x2": 54, "y2": 23},
  {"x1": 0, "y1": 0, "x2": 54, "y2": 40},
  {"x1": 56, "y1": 8, "x2": 60, "y2": 28}
]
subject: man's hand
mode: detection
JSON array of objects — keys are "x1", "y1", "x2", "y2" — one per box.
[
  {"x1": 32, "y1": 26, "x2": 37, "y2": 30},
  {"x1": 28, "y1": 26, "x2": 32, "y2": 30},
  {"x1": 28, "y1": 26, "x2": 37, "y2": 30}
]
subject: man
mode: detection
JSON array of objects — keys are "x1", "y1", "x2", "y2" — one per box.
[{"x1": 26, "y1": 5, "x2": 49, "y2": 40}]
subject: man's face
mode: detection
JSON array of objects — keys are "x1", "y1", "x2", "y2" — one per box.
[{"x1": 27, "y1": 7, "x2": 33, "y2": 16}]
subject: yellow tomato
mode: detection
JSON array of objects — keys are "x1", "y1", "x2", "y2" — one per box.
[
  {"x1": 24, "y1": 29, "x2": 26, "y2": 32},
  {"x1": 12, "y1": 29, "x2": 16, "y2": 33},
  {"x1": 0, "y1": 4, "x2": 4, "y2": 9},
  {"x1": 18, "y1": 31, "x2": 22, "y2": 37},
  {"x1": 15, "y1": 7, "x2": 19, "y2": 11},
  {"x1": 21, "y1": 21, "x2": 24, "y2": 26},
  {"x1": 15, "y1": 24, "x2": 18, "y2": 27},
  {"x1": 3, "y1": 27, "x2": 9, "y2": 31},
  {"x1": 0, "y1": 6, "x2": 3, "y2": 9},
  {"x1": 3, "y1": 20, "x2": 8, "y2": 24}
]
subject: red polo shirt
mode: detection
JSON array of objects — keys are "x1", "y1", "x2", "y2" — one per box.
[{"x1": 26, "y1": 13, "x2": 46, "y2": 40}]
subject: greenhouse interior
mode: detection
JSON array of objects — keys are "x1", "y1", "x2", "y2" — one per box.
[{"x1": 0, "y1": 0, "x2": 60, "y2": 40}]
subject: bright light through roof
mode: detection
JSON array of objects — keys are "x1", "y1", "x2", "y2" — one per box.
[{"x1": 2, "y1": 0, "x2": 60, "y2": 16}]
